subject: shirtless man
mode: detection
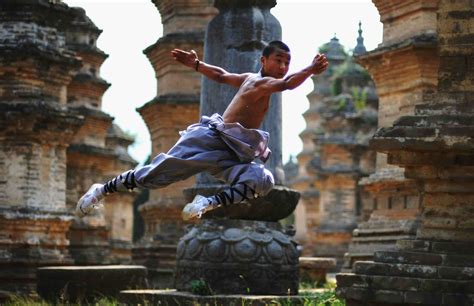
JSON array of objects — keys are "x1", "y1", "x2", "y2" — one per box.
[{"x1": 76, "y1": 40, "x2": 328, "y2": 220}]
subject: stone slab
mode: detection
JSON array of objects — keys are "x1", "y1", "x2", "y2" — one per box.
[
  {"x1": 119, "y1": 288, "x2": 329, "y2": 306},
  {"x1": 37, "y1": 265, "x2": 147, "y2": 302}
]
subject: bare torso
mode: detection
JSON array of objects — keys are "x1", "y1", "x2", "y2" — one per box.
[{"x1": 222, "y1": 73, "x2": 271, "y2": 129}]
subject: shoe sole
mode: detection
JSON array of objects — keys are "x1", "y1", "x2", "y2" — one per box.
[
  {"x1": 181, "y1": 203, "x2": 200, "y2": 221},
  {"x1": 75, "y1": 184, "x2": 102, "y2": 218}
]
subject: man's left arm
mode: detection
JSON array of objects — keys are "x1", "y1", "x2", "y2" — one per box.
[{"x1": 171, "y1": 48, "x2": 250, "y2": 88}]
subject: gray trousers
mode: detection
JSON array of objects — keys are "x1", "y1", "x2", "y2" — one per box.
[{"x1": 132, "y1": 115, "x2": 275, "y2": 199}]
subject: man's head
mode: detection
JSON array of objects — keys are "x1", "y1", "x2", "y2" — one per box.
[{"x1": 261, "y1": 40, "x2": 291, "y2": 78}]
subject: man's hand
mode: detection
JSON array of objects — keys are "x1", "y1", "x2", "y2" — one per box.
[
  {"x1": 310, "y1": 53, "x2": 329, "y2": 75},
  {"x1": 171, "y1": 48, "x2": 199, "y2": 69}
]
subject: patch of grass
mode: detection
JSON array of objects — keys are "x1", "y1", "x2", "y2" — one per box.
[{"x1": 3, "y1": 295, "x2": 123, "y2": 306}]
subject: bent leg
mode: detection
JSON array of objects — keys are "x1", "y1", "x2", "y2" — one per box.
[
  {"x1": 102, "y1": 125, "x2": 233, "y2": 192},
  {"x1": 181, "y1": 162, "x2": 275, "y2": 220},
  {"x1": 208, "y1": 162, "x2": 275, "y2": 206}
]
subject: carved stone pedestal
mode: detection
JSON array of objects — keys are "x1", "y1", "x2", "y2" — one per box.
[{"x1": 175, "y1": 219, "x2": 299, "y2": 295}]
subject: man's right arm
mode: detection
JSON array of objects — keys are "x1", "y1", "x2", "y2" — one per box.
[
  {"x1": 171, "y1": 48, "x2": 250, "y2": 88},
  {"x1": 259, "y1": 53, "x2": 329, "y2": 94}
]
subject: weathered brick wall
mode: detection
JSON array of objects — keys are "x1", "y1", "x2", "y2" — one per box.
[
  {"x1": 376, "y1": 0, "x2": 438, "y2": 46},
  {"x1": 0, "y1": 142, "x2": 67, "y2": 210}
]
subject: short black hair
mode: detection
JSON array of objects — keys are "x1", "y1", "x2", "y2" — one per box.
[{"x1": 262, "y1": 40, "x2": 290, "y2": 57}]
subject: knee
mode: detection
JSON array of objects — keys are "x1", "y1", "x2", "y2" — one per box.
[{"x1": 257, "y1": 168, "x2": 274, "y2": 196}]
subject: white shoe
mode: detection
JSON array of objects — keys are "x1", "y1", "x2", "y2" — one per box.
[
  {"x1": 75, "y1": 184, "x2": 104, "y2": 218},
  {"x1": 181, "y1": 195, "x2": 218, "y2": 221}
]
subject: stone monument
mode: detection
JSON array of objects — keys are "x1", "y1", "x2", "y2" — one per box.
[
  {"x1": 0, "y1": 0, "x2": 83, "y2": 295},
  {"x1": 343, "y1": 0, "x2": 439, "y2": 270},
  {"x1": 133, "y1": 0, "x2": 218, "y2": 288},
  {"x1": 175, "y1": 0, "x2": 300, "y2": 295},
  {"x1": 337, "y1": 1, "x2": 474, "y2": 304}
]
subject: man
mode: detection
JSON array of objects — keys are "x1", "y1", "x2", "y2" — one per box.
[{"x1": 76, "y1": 40, "x2": 328, "y2": 220}]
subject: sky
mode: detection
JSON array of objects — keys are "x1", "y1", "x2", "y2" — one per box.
[{"x1": 63, "y1": 0, "x2": 383, "y2": 166}]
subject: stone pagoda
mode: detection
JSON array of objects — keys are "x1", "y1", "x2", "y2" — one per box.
[
  {"x1": 133, "y1": 0, "x2": 218, "y2": 288},
  {"x1": 0, "y1": 0, "x2": 84, "y2": 295},
  {"x1": 290, "y1": 35, "x2": 347, "y2": 254},
  {"x1": 337, "y1": 0, "x2": 474, "y2": 305},
  {"x1": 64, "y1": 4, "x2": 136, "y2": 265},
  {"x1": 310, "y1": 33, "x2": 378, "y2": 269},
  {"x1": 291, "y1": 28, "x2": 378, "y2": 269},
  {"x1": 343, "y1": 0, "x2": 439, "y2": 270},
  {"x1": 174, "y1": 0, "x2": 300, "y2": 295}
]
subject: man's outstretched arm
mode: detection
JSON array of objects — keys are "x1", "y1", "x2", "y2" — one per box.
[
  {"x1": 261, "y1": 53, "x2": 329, "y2": 93},
  {"x1": 171, "y1": 48, "x2": 250, "y2": 88}
]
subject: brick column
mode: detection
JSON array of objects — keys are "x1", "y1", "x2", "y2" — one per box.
[
  {"x1": 0, "y1": 0, "x2": 84, "y2": 294},
  {"x1": 133, "y1": 0, "x2": 217, "y2": 288},
  {"x1": 343, "y1": 0, "x2": 440, "y2": 269},
  {"x1": 337, "y1": 1, "x2": 474, "y2": 305}
]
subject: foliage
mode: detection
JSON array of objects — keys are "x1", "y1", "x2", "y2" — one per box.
[
  {"x1": 190, "y1": 279, "x2": 213, "y2": 296},
  {"x1": 336, "y1": 97, "x2": 347, "y2": 111},
  {"x1": 351, "y1": 87, "x2": 367, "y2": 111},
  {"x1": 331, "y1": 78, "x2": 343, "y2": 96}
]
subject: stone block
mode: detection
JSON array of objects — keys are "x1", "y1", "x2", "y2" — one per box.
[
  {"x1": 336, "y1": 273, "x2": 369, "y2": 288},
  {"x1": 432, "y1": 240, "x2": 474, "y2": 255},
  {"x1": 36, "y1": 265, "x2": 148, "y2": 303},
  {"x1": 120, "y1": 289, "x2": 330, "y2": 306},
  {"x1": 442, "y1": 293, "x2": 474, "y2": 306},
  {"x1": 370, "y1": 275, "x2": 421, "y2": 291},
  {"x1": 419, "y1": 278, "x2": 467, "y2": 293},
  {"x1": 438, "y1": 266, "x2": 474, "y2": 280},
  {"x1": 374, "y1": 289, "x2": 405, "y2": 304},
  {"x1": 444, "y1": 254, "x2": 474, "y2": 268},
  {"x1": 299, "y1": 256, "x2": 336, "y2": 285},
  {"x1": 374, "y1": 250, "x2": 443, "y2": 266},
  {"x1": 405, "y1": 290, "x2": 442, "y2": 304},
  {"x1": 354, "y1": 261, "x2": 438, "y2": 279},
  {"x1": 396, "y1": 239, "x2": 430, "y2": 252},
  {"x1": 335, "y1": 286, "x2": 371, "y2": 302}
]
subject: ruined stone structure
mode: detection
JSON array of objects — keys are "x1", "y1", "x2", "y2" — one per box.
[
  {"x1": 343, "y1": 0, "x2": 439, "y2": 271},
  {"x1": 0, "y1": 0, "x2": 136, "y2": 296},
  {"x1": 290, "y1": 36, "x2": 346, "y2": 253},
  {"x1": 132, "y1": 0, "x2": 218, "y2": 287},
  {"x1": 337, "y1": 0, "x2": 474, "y2": 304},
  {"x1": 64, "y1": 4, "x2": 137, "y2": 265},
  {"x1": 0, "y1": 0, "x2": 82, "y2": 295},
  {"x1": 290, "y1": 31, "x2": 378, "y2": 269}
]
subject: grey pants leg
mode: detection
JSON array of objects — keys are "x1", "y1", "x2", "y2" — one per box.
[{"x1": 105, "y1": 125, "x2": 274, "y2": 204}]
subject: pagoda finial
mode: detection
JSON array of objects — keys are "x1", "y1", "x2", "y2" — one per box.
[{"x1": 353, "y1": 21, "x2": 367, "y2": 56}]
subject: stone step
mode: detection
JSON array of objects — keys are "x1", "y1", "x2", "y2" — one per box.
[
  {"x1": 336, "y1": 283, "x2": 474, "y2": 306},
  {"x1": 354, "y1": 261, "x2": 438, "y2": 279},
  {"x1": 119, "y1": 288, "x2": 331, "y2": 306},
  {"x1": 351, "y1": 234, "x2": 412, "y2": 242},
  {"x1": 353, "y1": 261, "x2": 474, "y2": 280},
  {"x1": 415, "y1": 102, "x2": 474, "y2": 116},
  {"x1": 347, "y1": 242, "x2": 396, "y2": 255},
  {"x1": 394, "y1": 114, "x2": 474, "y2": 128},
  {"x1": 336, "y1": 273, "x2": 474, "y2": 294},
  {"x1": 371, "y1": 133, "x2": 474, "y2": 153},
  {"x1": 374, "y1": 250, "x2": 443, "y2": 266},
  {"x1": 37, "y1": 265, "x2": 148, "y2": 303},
  {"x1": 397, "y1": 239, "x2": 474, "y2": 255},
  {"x1": 374, "y1": 250, "x2": 474, "y2": 268}
]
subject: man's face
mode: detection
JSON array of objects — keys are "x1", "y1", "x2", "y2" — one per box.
[{"x1": 261, "y1": 49, "x2": 291, "y2": 78}]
